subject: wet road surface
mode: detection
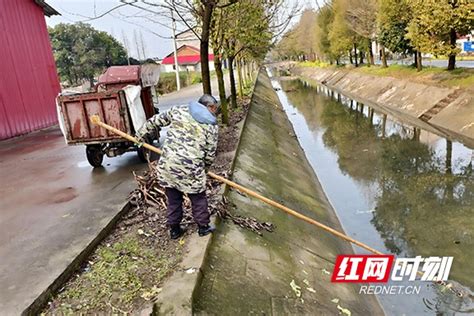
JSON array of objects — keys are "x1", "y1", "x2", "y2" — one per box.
[
  {"x1": 0, "y1": 79, "x2": 214, "y2": 314},
  {"x1": 0, "y1": 127, "x2": 146, "y2": 314}
]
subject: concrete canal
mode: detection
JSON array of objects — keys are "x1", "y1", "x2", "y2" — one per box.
[
  {"x1": 270, "y1": 72, "x2": 473, "y2": 315},
  {"x1": 194, "y1": 70, "x2": 383, "y2": 314}
]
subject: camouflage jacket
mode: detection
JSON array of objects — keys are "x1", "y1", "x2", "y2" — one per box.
[{"x1": 137, "y1": 104, "x2": 218, "y2": 194}]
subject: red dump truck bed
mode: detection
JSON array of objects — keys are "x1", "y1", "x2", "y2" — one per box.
[{"x1": 57, "y1": 90, "x2": 133, "y2": 145}]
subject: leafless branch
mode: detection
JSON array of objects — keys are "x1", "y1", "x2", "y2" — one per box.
[
  {"x1": 63, "y1": 3, "x2": 128, "y2": 22},
  {"x1": 110, "y1": 12, "x2": 173, "y2": 40}
]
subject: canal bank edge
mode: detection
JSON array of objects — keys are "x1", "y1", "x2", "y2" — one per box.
[
  {"x1": 149, "y1": 70, "x2": 259, "y2": 315},
  {"x1": 291, "y1": 65, "x2": 474, "y2": 148},
  {"x1": 192, "y1": 69, "x2": 383, "y2": 314}
]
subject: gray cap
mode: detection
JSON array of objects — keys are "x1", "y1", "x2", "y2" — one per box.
[{"x1": 198, "y1": 94, "x2": 220, "y2": 108}]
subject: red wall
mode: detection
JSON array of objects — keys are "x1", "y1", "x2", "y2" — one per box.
[{"x1": 0, "y1": 0, "x2": 60, "y2": 140}]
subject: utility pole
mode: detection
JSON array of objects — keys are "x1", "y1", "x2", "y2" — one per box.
[{"x1": 171, "y1": 8, "x2": 181, "y2": 91}]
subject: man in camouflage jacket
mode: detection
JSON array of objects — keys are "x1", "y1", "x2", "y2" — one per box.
[{"x1": 136, "y1": 94, "x2": 219, "y2": 239}]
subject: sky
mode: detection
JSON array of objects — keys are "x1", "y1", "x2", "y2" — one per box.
[{"x1": 45, "y1": 0, "x2": 316, "y2": 59}]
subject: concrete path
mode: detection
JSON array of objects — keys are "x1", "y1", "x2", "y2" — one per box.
[
  {"x1": 0, "y1": 80, "x2": 214, "y2": 314},
  {"x1": 194, "y1": 70, "x2": 383, "y2": 314}
]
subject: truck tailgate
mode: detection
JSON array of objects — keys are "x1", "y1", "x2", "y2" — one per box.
[{"x1": 57, "y1": 90, "x2": 132, "y2": 144}]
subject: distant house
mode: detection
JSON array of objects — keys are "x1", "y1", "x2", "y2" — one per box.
[
  {"x1": 0, "y1": 0, "x2": 61, "y2": 140},
  {"x1": 176, "y1": 29, "x2": 202, "y2": 50},
  {"x1": 161, "y1": 45, "x2": 215, "y2": 73}
]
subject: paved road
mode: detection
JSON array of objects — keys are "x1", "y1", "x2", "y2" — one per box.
[
  {"x1": 0, "y1": 128, "x2": 145, "y2": 314},
  {"x1": 0, "y1": 79, "x2": 214, "y2": 314},
  {"x1": 158, "y1": 73, "x2": 234, "y2": 111}
]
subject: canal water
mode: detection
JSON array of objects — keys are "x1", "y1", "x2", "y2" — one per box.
[{"x1": 269, "y1": 71, "x2": 474, "y2": 315}]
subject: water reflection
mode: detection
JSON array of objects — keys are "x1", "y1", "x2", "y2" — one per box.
[{"x1": 277, "y1": 78, "x2": 474, "y2": 314}]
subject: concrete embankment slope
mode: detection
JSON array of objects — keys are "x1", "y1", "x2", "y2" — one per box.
[
  {"x1": 194, "y1": 69, "x2": 383, "y2": 314},
  {"x1": 292, "y1": 66, "x2": 474, "y2": 148}
]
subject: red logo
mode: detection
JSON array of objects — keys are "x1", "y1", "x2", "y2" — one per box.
[{"x1": 332, "y1": 255, "x2": 394, "y2": 283}]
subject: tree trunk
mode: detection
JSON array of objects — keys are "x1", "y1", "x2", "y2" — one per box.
[
  {"x1": 228, "y1": 56, "x2": 237, "y2": 108},
  {"x1": 445, "y1": 139, "x2": 453, "y2": 199},
  {"x1": 89, "y1": 77, "x2": 94, "y2": 90},
  {"x1": 416, "y1": 50, "x2": 422, "y2": 72},
  {"x1": 447, "y1": 28, "x2": 456, "y2": 71},
  {"x1": 214, "y1": 55, "x2": 228, "y2": 124},
  {"x1": 381, "y1": 45, "x2": 388, "y2": 68},
  {"x1": 359, "y1": 51, "x2": 364, "y2": 64},
  {"x1": 246, "y1": 62, "x2": 252, "y2": 82},
  {"x1": 200, "y1": 3, "x2": 214, "y2": 94},
  {"x1": 446, "y1": 139, "x2": 452, "y2": 174},
  {"x1": 382, "y1": 114, "x2": 387, "y2": 138},
  {"x1": 237, "y1": 57, "x2": 244, "y2": 97},
  {"x1": 353, "y1": 43, "x2": 358, "y2": 67},
  {"x1": 243, "y1": 60, "x2": 250, "y2": 83},
  {"x1": 349, "y1": 51, "x2": 353, "y2": 65},
  {"x1": 412, "y1": 127, "x2": 420, "y2": 141},
  {"x1": 367, "y1": 39, "x2": 374, "y2": 66},
  {"x1": 414, "y1": 51, "x2": 417, "y2": 67}
]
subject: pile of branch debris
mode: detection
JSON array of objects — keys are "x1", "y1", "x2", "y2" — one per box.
[{"x1": 128, "y1": 161, "x2": 274, "y2": 236}]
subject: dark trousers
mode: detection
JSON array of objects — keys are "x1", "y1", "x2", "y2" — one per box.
[{"x1": 165, "y1": 187, "x2": 210, "y2": 227}]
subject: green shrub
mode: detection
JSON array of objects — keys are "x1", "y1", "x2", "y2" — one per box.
[
  {"x1": 156, "y1": 71, "x2": 205, "y2": 94},
  {"x1": 156, "y1": 72, "x2": 187, "y2": 94},
  {"x1": 189, "y1": 72, "x2": 202, "y2": 84}
]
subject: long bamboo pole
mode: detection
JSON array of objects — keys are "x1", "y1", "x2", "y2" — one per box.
[
  {"x1": 89, "y1": 116, "x2": 468, "y2": 296},
  {"x1": 90, "y1": 115, "x2": 383, "y2": 255}
]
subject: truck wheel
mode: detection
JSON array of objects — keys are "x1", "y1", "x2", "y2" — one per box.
[
  {"x1": 86, "y1": 145, "x2": 104, "y2": 167},
  {"x1": 137, "y1": 146, "x2": 150, "y2": 163}
]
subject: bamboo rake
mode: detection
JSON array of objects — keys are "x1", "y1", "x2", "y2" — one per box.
[
  {"x1": 89, "y1": 115, "x2": 468, "y2": 298},
  {"x1": 90, "y1": 115, "x2": 383, "y2": 255}
]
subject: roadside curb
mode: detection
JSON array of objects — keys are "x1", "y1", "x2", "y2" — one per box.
[
  {"x1": 23, "y1": 202, "x2": 133, "y2": 315},
  {"x1": 150, "y1": 69, "x2": 262, "y2": 315}
]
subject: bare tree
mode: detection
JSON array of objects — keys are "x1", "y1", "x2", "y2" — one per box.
[
  {"x1": 133, "y1": 29, "x2": 142, "y2": 60},
  {"x1": 119, "y1": 0, "x2": 239, "y2": 94},
  {"x1": 139, "y1": 30, "x2": 147, "y2": 60},
  {"x1": 345, "y1": 0, "x2": 377, "y2": 65},
  {"x1": 121, "y1": 30, "x2": 131, "y2": 65}
]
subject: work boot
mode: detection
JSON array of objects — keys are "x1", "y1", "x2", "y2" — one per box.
[
  {"x1": 198, "y1": 224, "x2": 215, "y2": 237},
  {"x1": 170, "y1": 225, "x2": 185, "y2": 240}
]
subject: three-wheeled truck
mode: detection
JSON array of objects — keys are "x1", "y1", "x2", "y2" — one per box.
[{"x1": 57, "y1": 65, "x2": 161, "y2": 167}]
